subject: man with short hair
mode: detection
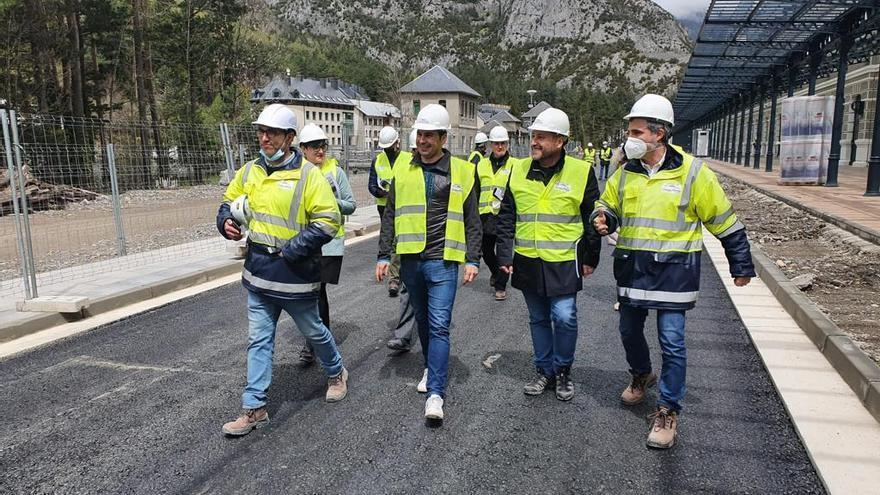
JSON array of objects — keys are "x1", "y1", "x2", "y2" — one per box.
[
  {"x1": 477, "y1": 125, "x2": 516, "y2": 301},
  {"x1": 469, "y1": 132, "x2": 489, "y2": 166},
  {"x1": 376, "y1": 104, "x2": 482, "y2": 422},
  {"x1": 496, "y1": 107, "x2": 602, "y2": 402},
  {"x1": 593, "y1": 94, "x2": 755, "y2": 449},
  {"x1": 599, "y1": 140, "x2": 613, "y2": 180}
]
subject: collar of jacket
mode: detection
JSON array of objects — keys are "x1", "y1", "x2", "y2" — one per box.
[
  {"x1": 623, "y1": 144, "x2": 682, "y2": 175},
  {"x1": 384, "y1": 148, "x2": 399, "y2": 164},
  {"x1": 258, "y1": 149, "x2": 304, "y2": 172},
  {"x1": 526, "y1": 148, "x2": 567, "y2": 179},
  {"x1": 490, "y1": 152, "x2": 510, "y2": 168},
  {"x1": 411, "y1": 148, "x2": 451, "y2": 174}
]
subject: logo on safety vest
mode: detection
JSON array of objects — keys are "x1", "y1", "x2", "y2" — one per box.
[
  {"x1": 662, "y1": 183, "x2": 682, "y2": 194},
  {"x1": 555, "y1": 182, "x2": 571, "y2": 193}
]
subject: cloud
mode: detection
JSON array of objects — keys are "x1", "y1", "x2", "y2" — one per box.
[{"x1": 652, "y1": 0, "x2": 710, "y2": 20}]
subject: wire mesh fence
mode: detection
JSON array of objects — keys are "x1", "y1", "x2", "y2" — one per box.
[{"x1": 1, "y1": 110, "x2": 572, "y2": 301}]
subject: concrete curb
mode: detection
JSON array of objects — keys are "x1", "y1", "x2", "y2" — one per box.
[
  {"x1": 746, "y1": 242, "x2": 880, "y2": 423},
  {"x1": 711, "y1": 165, "x2": 880, "y2": 246},
  {"x1": 0, "y1": 219, "x2": 382, "y2": 344}
]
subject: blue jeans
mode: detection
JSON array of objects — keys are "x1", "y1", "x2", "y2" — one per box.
[
  {"x1": 522, "y1": 291, "x2": 579, "y2": 378},
  {"x1": 242, "y1": 289, "x2": 344, "y2": 409},
  {"x1": 618, "y1": 305, "x2": 687, "y2": 413},
  {"x1": 399, "y1": 259, "x2": 459, "y2": 398},
  {"x1": 599, "y1": 161, "x2": 609, "y2": 180}
]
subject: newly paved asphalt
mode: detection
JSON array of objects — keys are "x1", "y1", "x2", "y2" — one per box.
[{"x1": 0, "y1": 239, "x2": 824, "y2": 494}]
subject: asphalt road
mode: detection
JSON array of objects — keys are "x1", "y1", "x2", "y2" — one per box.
[{"x1": 0, "y1": 238, "x2": 824, "y2": 494}]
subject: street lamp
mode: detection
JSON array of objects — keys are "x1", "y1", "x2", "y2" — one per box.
[{"x1": 526, "y1": 89, "x2": 536, "y2": 109}]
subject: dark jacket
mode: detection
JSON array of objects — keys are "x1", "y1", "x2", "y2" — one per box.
[
  {"x1": 495, "y1": 150, "x2": 602, "y2": 297},
  {"x1": 378, "y1": 149, "x2": 482, "y2": 264}
]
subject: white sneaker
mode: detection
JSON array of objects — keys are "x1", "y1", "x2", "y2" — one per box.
[
  {"x1": 417, "y1": 368, "x2": 428, "y2": 393},
  {"x1": 425, "y1": 394, "x2": 444, "y2": 420}
]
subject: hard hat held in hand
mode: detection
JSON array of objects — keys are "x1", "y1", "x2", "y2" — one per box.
[
  {"x1": 230, "y1": 195, "x2": 251, "y2": 230},
  {"x1": 413, "y1": 104, "x2": 450, "y2": 131},
  {"x1": 474, "y1": 132, "x2": 489, "y2": 144},
  {"x1": 299, "y1": 123, "x2": 327, "y2": 145},
  {"x1": 528, "y1": 108, "x2": 570, "y2": 136},
  {"x1": 488, "y1": 126, "x2": 509, "y2": 142},
  {"x1": 624, "y1": 94, "x2": 674, "y2": 126},
  {"x1": 252, "y1": 103, "x2": 298, "y2": 131},
  {"x1": 378, "y1": 127, "x2": 399, "y2": 148}
]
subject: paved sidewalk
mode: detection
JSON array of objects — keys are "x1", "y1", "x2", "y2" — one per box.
[
  {"x1": 0, "y1": 205, "x2": 382, "y2": 343},
  {"x1": 707, "y1": 160, "x2": 880, "y2": 243}
]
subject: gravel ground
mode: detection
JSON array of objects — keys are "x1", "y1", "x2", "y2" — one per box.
[{"x1": 719, "y1": 175, "x2": 880, "y2": 365}]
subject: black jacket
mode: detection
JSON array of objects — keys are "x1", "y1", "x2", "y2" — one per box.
[{"x1": 495, "y1": 150, "x2": 602, "y2": 297}]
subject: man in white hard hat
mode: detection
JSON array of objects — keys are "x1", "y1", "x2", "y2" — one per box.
[
  {"x1": 583, "y1": 142, "x2": 596, "y2": 168},
  {"x1": 368, "y1": 126, "x2": 411, "y2": 297},
  {"x1": 598, "y1": 140, "x2": 613, "y2": 180},
  {"x1": 477, "y1": 125, "x2": 517, "y2": 301},
  {"x1": 216, "y1": 104, "x2": 349, "y2": 436},
  {"x1": 592, "y1": 93, "x2": 754, "y2": 449},
  {"x1": 495, "y1": 107, "x2": 602, "y2": 402},
  {"x1": 468, "y1": 132, "x2": 489, "y2": 166},
  {"x1": 375, "y1": 103, "x2": 482, "y2": 422}
]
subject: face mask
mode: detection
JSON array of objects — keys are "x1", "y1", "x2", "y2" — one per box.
[
  {"x1": 260, "y1": 147, "x2": 285, "y2": 162},
  {"x1": 624, "y1": 137, "x2": 649, "y2": 160}
]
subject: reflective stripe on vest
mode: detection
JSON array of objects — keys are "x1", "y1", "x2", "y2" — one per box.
[
  {"x1": 246, "y1": 162, "x2": 315, "y2": 249},
  {"x1": 243, "y1": 268, "x2": 320, "y2": 293},
  {"x1": 375, "y1": 152, "x2": 410, "y2": 207},
  {"x1": 509, "y1": 156, "x2": 588, "y2": 262},
  {"x1": 618, "y1": 286, "x2": 699, "y2": 303}
]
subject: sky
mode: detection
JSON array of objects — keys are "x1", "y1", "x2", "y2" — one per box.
[{"x1": 651, "y1": 0, "x2": 711, "y2": 20}]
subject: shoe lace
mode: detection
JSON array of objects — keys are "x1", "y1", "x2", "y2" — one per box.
[
  {"x1": 647, "y1": 408, "x2": 672, "y2": 430},
  {"x1": 629, "y1": 375, "x2": 647, "y2": 392}
]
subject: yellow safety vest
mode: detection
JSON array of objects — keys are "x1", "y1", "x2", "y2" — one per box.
[
  {"x1": 600, "y1": 147, "x2": 613, "y2": 161},
  {"x1": 595, "y1": 144, "x2": 743, "y2": 255},
  {"x1": 468, "y1": 150, "x2": 484, "y2": 164},
  {"x1": 318, "y1": 157, "x2": 345, "y2": 240},
  {"x1": 393, "y1": 156, "x2": 475, "y2": 262},
  {"x1": 476, "y1": 155, "x2": 516, "y2": 215},
  {"x1": 374, "y1": 151, "x2": 412, "y2": 206},
  {"x1": 583, "y1": 148, "x2": 596, "y2": 163},
  {"x1": 508, "y1": 156, "x2": 589, "y2": 262}
]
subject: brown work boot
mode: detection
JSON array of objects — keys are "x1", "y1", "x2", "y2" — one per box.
[
  {"x1": 494, "y1": 289, "x2": 507, "y2": 301},
  {"x1": 646, "y1": 406, "x2": 678, "y2": 449},
  {"x1": 620, "y1": 372, "x2": 657, "y2": 405},
  {"x1": 221, "y1": 407, "x2": 269, "y2": 436},
  {"x1": 326, "y1": 367, "x2": 349, "y2": 402}
]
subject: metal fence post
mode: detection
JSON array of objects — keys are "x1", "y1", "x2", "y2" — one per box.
[
  {"x1": 2, "y1": 109, "x2": 33, "y2": 299},
  {"x1": 9, "y1": 111, "x2": 37, "y2": 296},
  {"x1": 219, "y1": 123, "x2": 235, "y2": 179},
  {"x1": 106, "y1": 143, "x2": 127, "y2": 256},
  {"x1": 238, "y1": 144, "x2": 246, "y2": 169}
]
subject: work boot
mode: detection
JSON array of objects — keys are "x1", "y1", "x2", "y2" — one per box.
[
  {"x1": 326, "y1": 367, "x2": 349, "y2": 402},
  {"x1": 417, "y1": 368, "x2": 428, "y2": 393},
  {"x1": 425, "y1": 394, "x2": 444, "y2": 420},
  {"x1": 299, "y1": 344, "x2": 315, "y2": 365},
  {"x1": 494, "y1": 289, "x2": 507, "y2": 301},
  {"x1": 620, "y1": 372, "x2": 657, "y2": 406},
  {"x1": 388, "y1": 281, "x2": 400, "y2": 297},
  {"x1": 523, "y1": 371, "x2": 555, "y2": 396},
  {"x1": 221, "y1": 407, "x2": 269, "y2": 436},
  {"x1": 555, "y1": 366, "x2": 575, "y2": 401},
  {"x1": 646, "y1": 406, "x2": 678, "y2": 449}
]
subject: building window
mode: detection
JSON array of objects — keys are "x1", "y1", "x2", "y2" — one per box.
[
  {"x1": 439, "y1": 99, "x2": 446, "y2": 108},
  {"x1": 413, "y1": 100, "x2": 420, "y2": 116}
]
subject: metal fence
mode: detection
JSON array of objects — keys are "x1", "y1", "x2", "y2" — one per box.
[{"x1": 1, "y1": 109, "x2": 567, "y2": 300}]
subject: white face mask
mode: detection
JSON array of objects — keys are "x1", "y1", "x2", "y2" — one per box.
[{"x1": 624, "y1": 137, "x2": 649, "y2": 160}]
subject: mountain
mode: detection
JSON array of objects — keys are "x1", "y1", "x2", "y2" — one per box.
[
  {"x1": 266, "y1": 0, "x2": 692, "y2": 98},
  {"x1": 677, "y1": 15, "x2": 704, "y2": 40}
]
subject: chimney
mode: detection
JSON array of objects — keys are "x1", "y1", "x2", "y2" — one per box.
[
  {"x1": 319, "y1": 78, "x2": 327, "y2": 89},
  {"x1": 331, "y1": 78, "x2": 339, "y2": 90}
]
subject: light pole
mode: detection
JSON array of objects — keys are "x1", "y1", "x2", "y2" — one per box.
[{"x1": 526, "y1": 90, "x2": 537, "y2": 154}]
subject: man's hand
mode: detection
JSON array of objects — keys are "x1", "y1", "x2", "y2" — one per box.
[
  {"x1": 582, "y1": 265, "x2": 594, "y2": 278},
  {"x1": 463, "y1": 264, "x2": 478, "y2": 285},
  {"x1": 499, "y1": 265, "x2": 513, "y2": 275},
  {"x1": 375, "y1": 262, "x2": 389, "y2": 283},
  {"x1": 593, "y1": 210, "x2": 609, "y2": 236},
  {"x1": 224, "y1": 219, "x2": 243, "y2": 241},
  {"x1": 733, "y1": 277, "x2": 752, "y2": 287}
]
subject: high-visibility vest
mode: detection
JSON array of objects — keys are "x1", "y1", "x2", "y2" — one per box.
[
  {"x1": 583, "y1": 148, "x2": 596, "y2": 163},
  {"x1": 600, "y1": 146, "x2": 613, "y2": 161},
  {"x1": 508, "y1": 156, "x2": 589, "y2": 262},
  {"x1": 374, "y1": 151, "x2": 412, "y2": 206},
  {"x1": 468, "y1": 150, "x2": 484, "y2": 165},
  {"x1": 393, "y1": 156, "x2": 475, "y2": 262},
  {"x1": 318, "y1": 157, "x2": 345, "y2": 240},
  {"x1": 476, "y1": 155, "x2": 516, "y2": 215}
]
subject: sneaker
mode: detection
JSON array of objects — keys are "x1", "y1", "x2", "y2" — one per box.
[
  {"x1": 494, "y1": 290, "x2": 507, "y2": 301},
  {"x1": 620, "y1": 372, "x2": 657, "y2": 406},
  {"x1": 417, "y1": 368, "x2": 428, "y2": 393},
  {"x1": 613, "y1": 302, "x2": 620, "y2": 312},
  {"x1": 523, "y1": 372, "x2": 555, "y2": 396},
  {"x1": 425, "y1": 394, "x2": 444, "y2": 420},
  {"x1": 326, "y1": 367, "x2": 349, "y2": 402},
  {"x1": 299, "y1": 344, "x2": 315, "y2": 365},
  {"x1": 388, "y1": 281, "x2": 400, "y2": 297},
  {"x1": 646, "y1": 406, "x2": 678, "y2": 449},
  {"x1": 555, "y1": 366, "x2": 575, "y2": 401},
  {"x1": 221, "y1": 407, "x2": 269, "y2": 436}
]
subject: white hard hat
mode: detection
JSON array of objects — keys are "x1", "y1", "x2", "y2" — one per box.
[
  {"x1": 488, "y1": 126, "x2": 509, "y2": 142},
  {"x1": 528, "y1": 107, "x2": 570, "y2": 137},
  {"x1": 413, "y1": 104, "x2": 450, "y2": 131},
  {"x1": 602, "y1": 141, "x2": 609, "y2": 146},
  {"x1": 409, "y1": 129, "x2": 418, "y2": 149},
  {"x1": 299, "y1": 123, "x2": 327, "y2": 145},
  {"x1": 378, "y1": 127, "x2": 399, "y2": 148},
  {"x1": 624, "y1": 94, "x2": 675, "y2": 126},
  {"x1": 474, "y1": 132, "x2": 489, "y2": 144},
  {"x1": 230, "y1": 195, "x2": 250, "y2": 228},
  {"x1": 252, "y1": 103, "x2": 298, "y2": 131},
  {"x1": 587, "y1": 142, "x2": 593, "y2": 147}
]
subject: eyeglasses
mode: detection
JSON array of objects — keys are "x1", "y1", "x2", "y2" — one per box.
[
  {"x1": 256, "y1": 127, "x2": 284, "y2": 138},
  {"x1": 302, "y1": 141, "x2": 328, "y2": 150}
]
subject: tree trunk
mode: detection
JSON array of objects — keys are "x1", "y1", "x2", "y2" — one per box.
[
  {"x1": 66, "y1": 0, "x2": 85, "y2": 118},
  {"x1": 131, "y1": 0, "x2": 152, "y2": 188}
]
